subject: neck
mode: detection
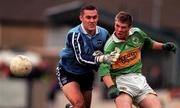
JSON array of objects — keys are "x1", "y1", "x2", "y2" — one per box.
[
  {"x1": 87, "y1": 30, "x2": 95, "y2": 36},
  {"x1": 118, "y1": 37, "x2": 126, "y2": 40}
]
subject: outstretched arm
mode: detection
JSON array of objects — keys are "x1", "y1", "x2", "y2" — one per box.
[
  {"x1": 152, "y1": 41, "x2": 176, "y2": 53},
  {"x1": 144, "y1": 36, "x2": 176, "y2": 53}
]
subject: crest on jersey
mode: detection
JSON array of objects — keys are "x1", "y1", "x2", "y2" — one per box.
[
  {"x1": 97, "y1": 39, "x2": 103, "y2": 46},
  {"x1": 132, "y1": 36, "x2": 139, "y2": 45}
]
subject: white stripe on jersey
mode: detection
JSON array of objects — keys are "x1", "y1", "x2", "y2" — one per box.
[{"x1": 72, "y1": 32, "x2": 96, "y2": 65}]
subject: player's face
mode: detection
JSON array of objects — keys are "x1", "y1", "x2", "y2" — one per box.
[
  {"x1": 114, "y1": 20, "x2": 130, "y2": 40},
  {"x1": 80, "y1": 9, "x2": 98, "y2": 35}
]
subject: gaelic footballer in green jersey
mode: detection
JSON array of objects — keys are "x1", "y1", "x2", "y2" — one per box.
[{"x1": 99, "y1": 11, "x2": 176, "y2": 108}]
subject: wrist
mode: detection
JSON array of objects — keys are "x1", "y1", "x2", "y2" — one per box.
[
  {"x1": 96, "y1": 55, "x2": 104, "y2": 63},
  {"x1": 108, "y1": 85, "x2": 116, "y2": 89},
  {"x1": 108, "y1": 85, "x2": 119, "y2": 99},
  {"x1": 162, "y1": 43, "x2": 167, "y2": 50}
]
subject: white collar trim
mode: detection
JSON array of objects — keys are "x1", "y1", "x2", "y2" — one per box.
[{"x1": 112, "y1": 33, "x2": 125, "y2": 43}]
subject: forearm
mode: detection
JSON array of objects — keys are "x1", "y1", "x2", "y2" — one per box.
[
  {"x1": 152, "y1": 41, "x2": 163, "y2": 50},
  {"x1": 102, "y1": 75, "x2": 115, "y2": 88}
]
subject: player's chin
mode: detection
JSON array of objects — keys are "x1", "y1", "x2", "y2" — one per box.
[
  {"x1": 117, "y1": 34, "x2": 126, "y2": 40},
  {"x1": 88, "y1": 27, "x2": 96, "y2": 31}
]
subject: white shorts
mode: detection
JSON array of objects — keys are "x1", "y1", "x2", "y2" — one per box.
[{"x1": 115, "y1": 73, "x2": 157, "y2": 104}]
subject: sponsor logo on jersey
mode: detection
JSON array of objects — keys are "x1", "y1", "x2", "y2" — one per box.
[{"x1": 112, "y1": 47, "x2": 141, "y2": 69}]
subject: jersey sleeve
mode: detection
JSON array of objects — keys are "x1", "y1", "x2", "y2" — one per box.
[
  {"x1": 140, "y1": 30, "x2": 155, "y2": 49},
  {"x1": 133, "y1": 27, "x2": 154, "y2": 49},
  {"x1": 98, "y1": 63, "x2": 111, "y2": 78},
  {"x1": 143, "y1": 36, "x2": 155, "y2": 49}
]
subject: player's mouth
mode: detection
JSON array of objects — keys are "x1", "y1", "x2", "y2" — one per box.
[
  {"x1": 116, "y1": 32, "x2": 126, "y2": 39},
  {"x1": 88, "y1": 24, "x2": 96, "y2": 29}
]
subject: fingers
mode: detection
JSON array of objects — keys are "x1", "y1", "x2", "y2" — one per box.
[
  {"x1": 115, "y1": 47, "x2": 121, "y2": 53},
  {"x1": 168, "y1": 43, "x2": 176, "y2": 53}
]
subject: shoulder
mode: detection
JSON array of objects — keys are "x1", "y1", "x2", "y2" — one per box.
[
  {"x1": 68, "y1": 25, "x2": 81, "y2": 34},
  {"x1": 66, "y1": 25, "x2": 82, "y2": 38},
  {"x1": 97, "y1": 26, "x2": 109, "y2": 34},
  {"x1": 129, "y1": 27, "x2": 147, "y2": 37},
  {"x1": 66, "y1": 27, "x2": 82, "y2": 41}
]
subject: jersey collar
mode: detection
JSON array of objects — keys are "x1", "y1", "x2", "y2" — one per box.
[{"x1": 112, "y1": 32, "x2": 125, "y2": 43}]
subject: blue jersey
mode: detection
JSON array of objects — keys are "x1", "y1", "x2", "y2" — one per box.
[{"x1": 59, "y1": 24, "x2": 109, "y2": 74}]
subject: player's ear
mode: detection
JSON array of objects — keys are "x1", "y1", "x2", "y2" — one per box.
[{"x1": 79, "y1": 15, "x2": 83, "y2": 22}]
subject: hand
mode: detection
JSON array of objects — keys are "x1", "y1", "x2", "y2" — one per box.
[
  {"x1": 96, "y1": 54, "x2": 118, "y2": 64},
  {"x1": 163, "y1": 42, "x2": 177, "y2": 53},
  {"x1": 110, "y1": 47, "x2": 121, "y2": 59},
  {"x1": 95, "y1": 47, "x2": 120, "y2": 64},
  {"x1": 108, "y1": 85, "x2": 120, "y2": 99}
]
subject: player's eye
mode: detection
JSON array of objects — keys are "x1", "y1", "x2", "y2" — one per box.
[
  {"x1": 115, "y1": 24, "x2": 120, "y2": 27},
  {"x1": 92, "y1": 16, "x2": 97, "y2": 19},
  {"x1": 86, "y1": 16, "x2": 91, "y2": 19},
  {"x1": 86, "y1": 16, "x2": 97, "y2": 19}
]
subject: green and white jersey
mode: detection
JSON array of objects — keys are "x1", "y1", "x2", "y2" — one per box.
[{"x1": 99, "y1": 27, "x2": 154, "y2": 79}]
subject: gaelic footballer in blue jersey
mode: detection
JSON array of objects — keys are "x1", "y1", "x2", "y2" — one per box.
[{"x1": 56, "y1": 5, "x2": 117, "y2": 108}]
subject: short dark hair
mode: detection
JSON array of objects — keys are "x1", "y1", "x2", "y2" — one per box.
[
  {"x1": 80, "y1": 5, "x2": 98, "y2": 15},
  {"x1": 115, "y1": 11, "x2": 133, "y2": 27}
]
